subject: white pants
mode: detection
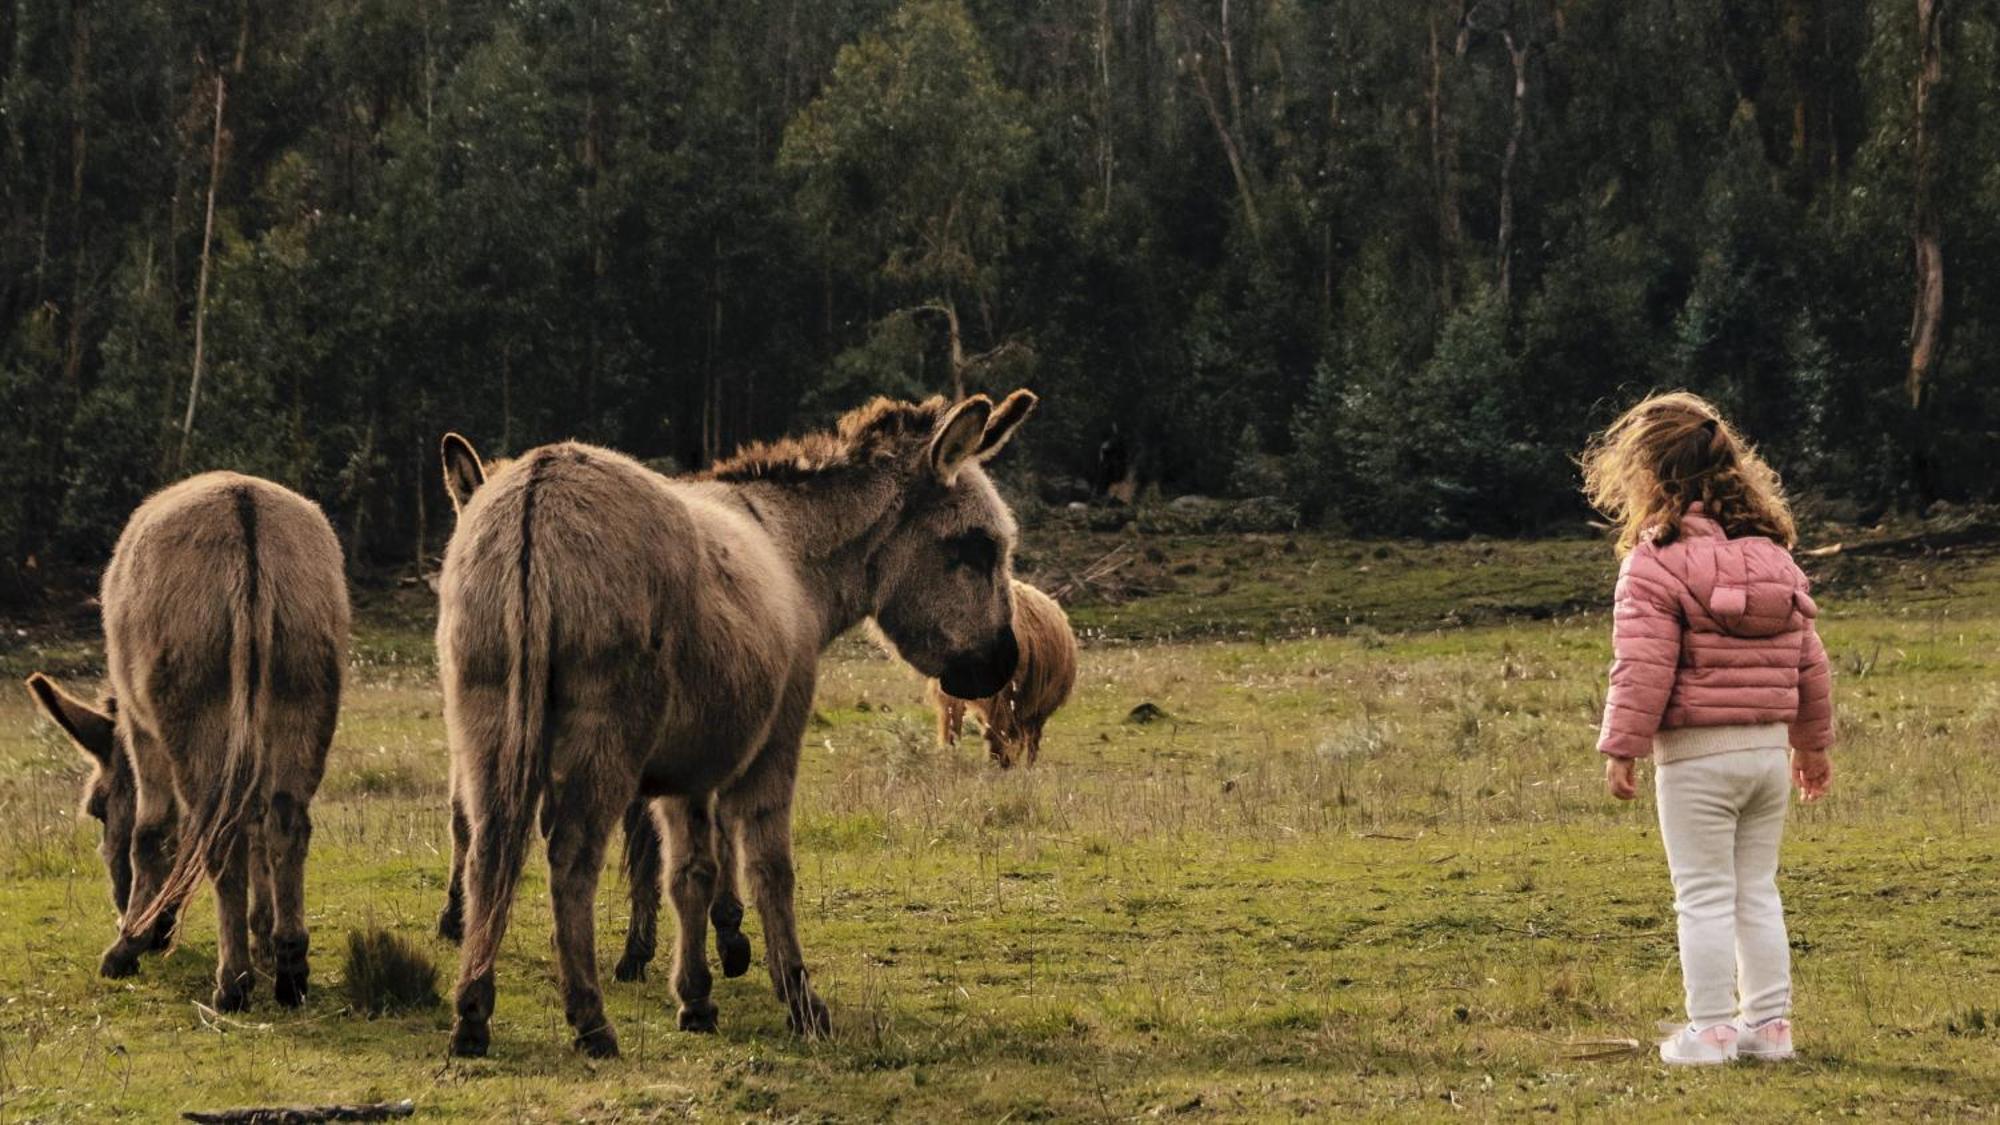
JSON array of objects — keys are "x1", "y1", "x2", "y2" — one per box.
[{"x1": 1655, "y1": 747, "x2": 1792, "y2": 1027}]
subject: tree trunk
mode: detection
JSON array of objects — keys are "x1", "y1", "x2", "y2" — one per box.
[
  {"x1": 500, "y1": 342, "x2": 513, "y2": 452},
  {"x1": 920, "y1": 300, "x2": 967, "y2": 399},
  {"x1": 1497, "y1": 30, "x2": 1529, "y2": 308},
  {"x1": 581, "y1": 13, "x2": 605, "y2": 435},
  {"x1": 413, "y1": 431, "x2": 428, "y2": 573},
  {"x1": 1219, "y1": 0, "x2": 1246, "y2": 143},
  {"x1": 232, "y1": 0, "x2": 250, "y2": 74},
  {"x1": 347, "y1": 412, "x2": 375, "y2": 570},
  {"x1": 1427, "y1": 5, "x2": 1462, "y2": 308},
  {"x1": 179, "y1": 73, "x2": 226, "y2": 471},
  {"x1": 1906, "y1": 0, "x2": 1944, "y2": 413},
  {"x1": 702, "y1": 234, "x2": 724, "y2": 464},
  {"x1": 1906, "y1": 0, "x2": 1945, "y2": 499},
  {"x1": 62, "y1": 0, "x2": 89, "y2": 393},
  {"x1": 1167, "y1": 1, "x2": 1262, "y2": 249},
  {"x1": 1096, "y1": 0, "x2": 1113, "y2": 207}
]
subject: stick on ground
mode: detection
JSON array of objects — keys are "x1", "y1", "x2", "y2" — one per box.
[{"x1": 182, "y1": 1099, "x2": 416, "y2": 1124}]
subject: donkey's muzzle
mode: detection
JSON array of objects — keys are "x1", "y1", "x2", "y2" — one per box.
[{"x1": 939, "y1": 626, "x2": 1018, "y2": 701}]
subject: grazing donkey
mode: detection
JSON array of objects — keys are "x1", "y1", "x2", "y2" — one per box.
[
  {"x1": 931, "y1": 579, "x2": 1076, "y2": 767},
  {"x1": 24, "y1": 473, "x2": 347, "y2": 1010},
  {"x1": 434, "y1": 438, "x2": 753, "y2": 989},
  {"x1": 435, "y1": 391, "x2": 1036, "y2": 1058}
]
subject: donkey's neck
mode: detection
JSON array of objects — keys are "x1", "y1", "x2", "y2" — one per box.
[{"x1": 727, "y1": 471, "x2": 904, "y2": 649}]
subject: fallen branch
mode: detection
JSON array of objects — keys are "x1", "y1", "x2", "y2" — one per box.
[
  {"x1": 192, "y1": 1001, "x2": 273, "y2": 1034},
  {"x1": 1495, "y1": 922, "x2": 1666, "y2": 942},
  {"x1": 183, "y1": 1099, "x2": 415, "y2": 1124},
  {"x1": 1803, "y1": 519, "x2": 2000, "y2": 559},
  {"x1": 1564, "y1": 1037, "x2": 1644, "y2": 1061},
  {"x1": 1048, "y1": 543, "x2": 1134, "y2": 602}
]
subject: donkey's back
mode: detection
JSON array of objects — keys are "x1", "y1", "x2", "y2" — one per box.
[
  {"x1": 105, "y1": 473, "x2": 346, "y2": 723},
  {"x1": 440, "y1": 443, "x2": 809, "y2": 793}
]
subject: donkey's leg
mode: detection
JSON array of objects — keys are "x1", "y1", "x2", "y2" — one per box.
[
  {"x1": 247, "y1": 827, "x2": 275, "y2": 966},
  {"x1": 102, "y1": 730, "x2": 179, "y2": 977},
  {"x1": 209, "y1": 830, "x2": 256, "y2": 1012},
  {"x1": 543, "y1": 773, "x2": 626, "y2": 1057},
  {"x1": 658, "y1": 795, "x2": 721, "y2": 1030},
  {"x1": 265, "y1": 786, "x2": 316, "y2": 1007},
  {"x1": 613, "y1": 796, "x2": 663, "y2": 982},
  {"x1": 437, "y1": 778, "x2": 470, "y2": 944},
  {"x1": 448, "y1": 701, "x2": 531, "y2": 1058},
  {"x1": 933, "y1": 687, "x2": 964, "y2": 748},
  {"x1": 710, "y1": 805, "x2": 752, "y2": 979},
  {"x1": 721, "y1": 739, "x2": 829, "y2": 1037},
  {"x1": 262, "y1": 696, "x2": 333, "y2": 1009},
  {"x1": 985, "y1": 722, "x2": 1014, "y2": 769}
]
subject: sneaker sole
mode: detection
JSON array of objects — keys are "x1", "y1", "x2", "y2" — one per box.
[
  {"x1": 1738, "y1": 1049, "x2": 1795, "y2": 1062},
  {"x1": 1660, "y1": 1052, "x2": 1736, "y2": 1066}
]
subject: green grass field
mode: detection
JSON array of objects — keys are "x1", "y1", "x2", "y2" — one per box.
[{"x1": 0, "y1": 532, "x2": 1996, "y2": 1121}]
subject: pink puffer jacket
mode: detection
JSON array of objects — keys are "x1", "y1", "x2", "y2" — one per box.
[{"x1": 1598, "y1": 508, "x2": 1834, "y2": 759}]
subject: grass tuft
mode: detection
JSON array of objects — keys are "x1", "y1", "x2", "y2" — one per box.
[{"x1": 342, "y1": 928, "x2": 440, "y2": 1017}]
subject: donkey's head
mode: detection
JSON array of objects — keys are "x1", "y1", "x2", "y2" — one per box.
[
  {"x1": 25, "y1": 673, "x2": 136, "y2": 912},
  {"x1": 868, "y1": 390, "x2": 1038, "y2": 700}
]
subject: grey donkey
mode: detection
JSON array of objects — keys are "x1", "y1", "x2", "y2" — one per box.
[
  {"x1": 434, "y1": 450, "x2": 754, "y2": 990},
  {"x1": 25, "y1": 473, "x2": 348, "y2": 1010},
  {"x1": 434, "y1": 390, "x2": 1037, "y2": 1058}
]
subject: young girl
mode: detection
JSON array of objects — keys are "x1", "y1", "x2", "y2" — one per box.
[{"x1": 1580, "y1": 392, "x2": 1834, "y2": 1066}]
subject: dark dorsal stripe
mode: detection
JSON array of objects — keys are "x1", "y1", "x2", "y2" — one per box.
[
  {"x1": 516, "y1": 451, "x2": 550, "y2": 750},
  {"x1": 234, "y1": 485, "x2": 261, "y2": 709}
]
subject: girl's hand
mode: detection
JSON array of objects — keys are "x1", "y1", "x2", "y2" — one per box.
[
  {"x1": 1604, "y1": 756, "x2": 1638, "y2": 801},
  {"x1": 1792, "y1": 748, "x2": 1832, "y2": 802}
]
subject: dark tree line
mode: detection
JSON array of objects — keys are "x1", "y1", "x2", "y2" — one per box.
[{"x1": 3, "y1": 0, "x2": 1997, "y2": 596}]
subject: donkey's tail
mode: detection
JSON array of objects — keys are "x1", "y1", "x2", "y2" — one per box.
[
  {"x1": 459, "y1": 453, "x2": 553, "y2": 982},
  {"x1": 127, "y1": 485, "x2": 275, "y2": 943}
]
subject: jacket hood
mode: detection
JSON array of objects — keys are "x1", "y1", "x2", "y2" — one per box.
[{"x1": 1672, "y1": 509, "x2": 1815, "y2": 638}]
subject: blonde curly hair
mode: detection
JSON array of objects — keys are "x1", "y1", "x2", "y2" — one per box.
[{"x1": 1579, "y1": 390, "x2": 1796, "y2": 557}]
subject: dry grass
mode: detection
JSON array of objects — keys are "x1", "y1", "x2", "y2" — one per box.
[{"x1": 0, "y1": 537, "x2": 1995, "y2": 1119}]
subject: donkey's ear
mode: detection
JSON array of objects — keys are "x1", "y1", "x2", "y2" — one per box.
[
  {"x1": 440, "y1": 432, "x2": 487, "y2": 514},
  {"x1": 24, "y1": 673, "x2": 117, "y2": 767},
  {"x1": 975, "y1": 389, "x2": 1038, "y2": 461},
  {"x1": 928, "y1": 396, "x2": 994, "y2": 484}
]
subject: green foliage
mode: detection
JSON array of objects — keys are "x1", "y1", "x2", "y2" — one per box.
[
  {"x1": 782, "y1": 0, "x2": 1029, "y2": 294},
  {"x1": 4, "y1": 0, "x2": 2000, "y2": 592}
]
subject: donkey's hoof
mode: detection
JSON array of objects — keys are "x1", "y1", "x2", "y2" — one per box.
[
  {"x1": 274, "y1": 967, "x2": 309, "y2": 1007},
  {"x1": 716, "y1": 930, "x2": 752, "y2": 979},
  {"x1": 99, "y1": 947, "x2": 141, "y2": 979},
  {"x1": 677, "y1": 1001, "x2": 718, "y2": 1033},
  {"x1": 787, "y1": 995, "x2": 831, "y2": 1038},
  {"x1": 573, "y1": 1025, "x2": 621, "y2": 1059},
  {"x1": 612, "y1": 952, "x2": 649, "y2": 982},
  {"x1": 436, "y1": 909, "x2": 463, "y2": 945},
  {"x1": 449, "y1": 1019, "x2": 489, "y2": 1058},
  {"x1": 212, "y1": 979, "x2": 253, "y2": 1013}
]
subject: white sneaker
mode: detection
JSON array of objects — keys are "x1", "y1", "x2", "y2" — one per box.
[
  {"x1": 1736, "y1": 1017, "x2": 1794, "y2": 1061},
  {"x1": 1659, "y1": 1022, "x2": 1739, "y2": 1065}
]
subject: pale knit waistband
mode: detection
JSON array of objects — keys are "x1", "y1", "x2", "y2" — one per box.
[{"x1": 1654, "y1": 723, "x2": 1790, "y2": 765}]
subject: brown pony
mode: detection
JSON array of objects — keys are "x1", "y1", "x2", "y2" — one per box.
[
  {"x1": 435, "y1": 391, "x2": 1036, "y2": 1058},
  {"x1": 931, "y1": 579, "x2": 1076, "y2": 767},
  {"x1": 25, "y1": 473, "x2": 347, "y2": 1011}
]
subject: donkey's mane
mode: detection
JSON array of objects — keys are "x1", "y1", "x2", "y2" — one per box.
[{"x1": 702, "y1": 396, "x2": 949, "y2": 483}]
